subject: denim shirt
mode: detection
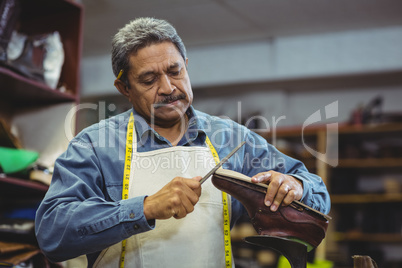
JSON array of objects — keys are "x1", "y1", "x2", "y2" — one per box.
[{"x1": 35, "y1": 106, "x2": 330, "y2": 266}]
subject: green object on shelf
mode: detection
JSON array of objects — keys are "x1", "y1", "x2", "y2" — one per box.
[
  {"x1": 0, "y1": 147, "x2": 39, "y2": 174},
  {"x1": 277, "y1": 255, "x2": 333, "y2": 268}
]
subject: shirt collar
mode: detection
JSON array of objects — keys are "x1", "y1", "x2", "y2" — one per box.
[
  {"x1": 131, "y1": 106, "x2": 206, "y2": 146},
  {"x1": 131, "y1": 108, "x2": 154, "y2": 141}
]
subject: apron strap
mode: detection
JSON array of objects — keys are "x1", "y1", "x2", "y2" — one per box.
[
  {"x1": 119, "y1": 112, "x2": 232, "y2": 268},
  {"x1": 120, "y1": 112, "x2": 134, "y2": 268},
  {"x1": 205, "y1": 136, "x2": 232, "y2": 268}
]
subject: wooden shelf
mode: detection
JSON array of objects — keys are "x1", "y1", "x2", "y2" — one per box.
[
  {"x1": 331, "y1": 193, "x2": 402, "y2": 204},
  {"x1": 0, "y1": 67, "x2": 76, "y2": 107},
  {"x1": 333, "y1": 232, "x2": 402, "y2": 243},
  {"x1": 257, "y1": 124, "x2": 332, "y2": 139},
  {"x1": 257, "y1": 121, "x2": 402, "y2": 263},
  {"x1": 19, "y1": 0, "x2": 83, "y2": 98},
  {"x1": 258, "y1": 122, "x2": 402, "y2": 139},
  {"x1": 0, "y1": 0, "x2": 83, "y2": 196},
  {"x1": 337, "y1": 123, "x2": 402, "y2": 135},
  {"x1": 0, "y1": 176, "x2": 47, "y2": 210},
  {"x1": 0, "y1": 0, "x2": 82, "y2": 261},
  {"x1": 336, "y1": 158, "x2": 402, "y2": 168},
  {"x1": 0, "y1": 0, "x2": 84, "y2": 109},
  {"x1": 0, "y1": 176, "x2": 49, "y2": 194}
]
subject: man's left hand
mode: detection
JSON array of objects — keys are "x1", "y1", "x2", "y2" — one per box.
[{"x1": 251, "y1": 171, "x2": 303, "y2": 212}]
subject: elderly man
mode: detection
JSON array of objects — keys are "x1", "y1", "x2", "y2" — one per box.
[{"x1": 35, "y1": 17, "x2": 330, "y2": 268}]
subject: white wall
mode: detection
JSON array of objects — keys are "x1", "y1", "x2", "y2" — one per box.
[
  {"x1": 187, "y1": 26, "x2": 402, "y2": 87},
  {"x1": 80, "y1": 25, "x2": 402, "y2": 126}
]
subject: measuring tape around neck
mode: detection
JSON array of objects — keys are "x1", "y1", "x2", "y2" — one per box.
[
  {"x1": 120, "y1": 112, "x2": 232, "y2": 267},
  {"x1": 205, "y1": 136, "x2": 232, "y2": 268},
  {"x1": 119, "y1": 112, "x2": 134, "y2": 268}
]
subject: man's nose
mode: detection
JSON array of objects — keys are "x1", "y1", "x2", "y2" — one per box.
[{"x1": 158, "y1": 74, "x2": 175, "y2": 95}]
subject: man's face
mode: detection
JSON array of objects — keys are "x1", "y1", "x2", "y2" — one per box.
[{"x1": 124, "y1": 41, "x2": 193, "y2": 127}]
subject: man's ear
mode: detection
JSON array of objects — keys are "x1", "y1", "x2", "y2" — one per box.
[
  {"x1": 185, "y1": 58, "x2": 188, "y2": 69},
  {"x1": 114, "y1": 79, "x2": 130, "y2": 99}
]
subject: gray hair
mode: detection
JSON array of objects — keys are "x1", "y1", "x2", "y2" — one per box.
[{"x1": 111, "y1": 17, "x2": 187, "y2": 85}]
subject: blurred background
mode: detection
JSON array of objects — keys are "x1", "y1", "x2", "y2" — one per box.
[
  {"x1": 1, "y1": 0, "x2": 402, "y2": 267},
  {"x1": 79, "y1": 0, "x2": 402, "y2": 130}
]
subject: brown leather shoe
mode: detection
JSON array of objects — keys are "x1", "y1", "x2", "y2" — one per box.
[{"x1": 212, "y1": 170, "x2": 330, "y2": 248}]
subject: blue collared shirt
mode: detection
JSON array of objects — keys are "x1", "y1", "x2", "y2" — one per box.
[{"x1": 35, "y1": 106, "x2": 330, "y2": 266}]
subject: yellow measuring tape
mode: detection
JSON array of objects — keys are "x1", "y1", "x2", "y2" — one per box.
[
  {"x1": 119, "y1": 112, "x2": 134, "y2": 268},
  {"x1": 205, "y1": 136, "x2": 232, "y2": 268},
  {"x1": 120, "y1": 112, "x2": 232, "y2": 267}
]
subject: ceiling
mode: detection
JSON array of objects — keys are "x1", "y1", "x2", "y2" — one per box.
[{"x1": 81, "y1": 0, "x2": 402, "y2": 57}]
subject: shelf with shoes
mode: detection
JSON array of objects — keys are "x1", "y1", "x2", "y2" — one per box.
[
  {"x1": 333, "y1": 232, "x2": 402, "y2": 243},
  {"x1": 0, "y1": 0, "x2": 83, "y2": 266},
  {"x1": 0, "y1": 0, "x2": 83, "y2": 178},
  {"x1": 0, "y1": 0, "x2": 82, "y2": 106},
  {"x1": 259, "y1": 121, "x2": 402, "y2": 267},
  {"x1": 331, "y1": 193, "x2": 402, "y2": 204},
  {"x1": 336, "y1": 158, "x2": 402, "y2": 168}
]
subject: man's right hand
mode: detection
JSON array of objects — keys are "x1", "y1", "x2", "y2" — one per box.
[{"x1": 143, "y1": 176, "x2": 202, "y2": 220}]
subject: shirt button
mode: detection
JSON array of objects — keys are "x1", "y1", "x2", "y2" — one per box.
[
  {"x1": 129, "y1": 213, "x2": 135, "y2": 219},
  {"x1": 134, "y1": 224, "x2": 139, "y2": 230}
]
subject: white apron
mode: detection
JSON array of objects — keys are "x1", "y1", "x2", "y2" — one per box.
[{"x1": 94, "y1": 123, "x2": 233, "y2": 268}]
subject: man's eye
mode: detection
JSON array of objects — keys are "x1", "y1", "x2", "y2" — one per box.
[
  {"x1": 142, "y1": 78, "x2": 156, "y2": 85},
  {"x1": 170, "y1": 70, "x2": 180, "y2": 76}
]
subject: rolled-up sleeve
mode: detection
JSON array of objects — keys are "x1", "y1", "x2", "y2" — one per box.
[{"x1": 35, "y1": 138, "x2": 154, "y2": 263}]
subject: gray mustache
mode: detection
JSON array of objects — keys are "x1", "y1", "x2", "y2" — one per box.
[{"x1": 154, "y1": 94, "x2": 186, "y2": 108}]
